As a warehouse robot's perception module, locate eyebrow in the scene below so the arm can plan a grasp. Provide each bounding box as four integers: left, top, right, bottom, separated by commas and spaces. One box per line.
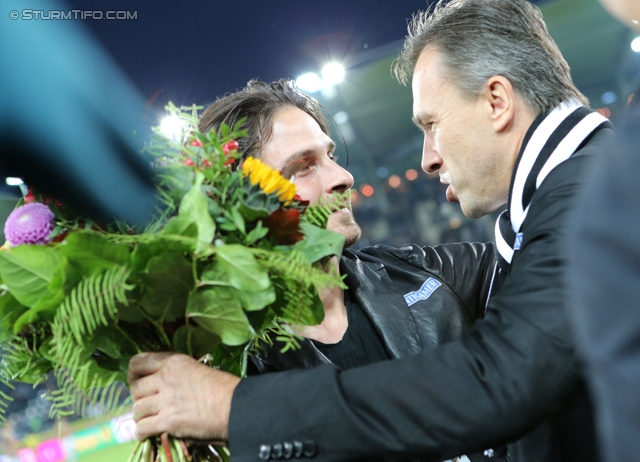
285, 140, 337, 165
412, 114, 430, 128
280, 140, 337, 178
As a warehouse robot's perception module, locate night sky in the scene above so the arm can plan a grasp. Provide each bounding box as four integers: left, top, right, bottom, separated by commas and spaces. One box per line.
65, 0, 440, 109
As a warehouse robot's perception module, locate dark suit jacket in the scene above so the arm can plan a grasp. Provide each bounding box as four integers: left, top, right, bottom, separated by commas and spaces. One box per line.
568, 97, 640, 462
228, 127, 612, 462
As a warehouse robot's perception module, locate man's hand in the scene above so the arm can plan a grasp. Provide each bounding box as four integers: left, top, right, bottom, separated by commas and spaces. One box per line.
128, 352, 241, 442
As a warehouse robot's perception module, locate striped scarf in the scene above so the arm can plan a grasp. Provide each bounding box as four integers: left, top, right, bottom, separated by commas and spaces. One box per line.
488, 100, 611, 301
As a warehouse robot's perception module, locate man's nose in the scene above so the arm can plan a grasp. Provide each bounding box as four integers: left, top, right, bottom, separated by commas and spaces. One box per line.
328, 162, 354, 193
421, 136, 442, 173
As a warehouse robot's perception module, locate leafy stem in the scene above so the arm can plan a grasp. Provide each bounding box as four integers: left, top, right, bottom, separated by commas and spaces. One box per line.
135, 304, 173, 350
114, 323, 142, 355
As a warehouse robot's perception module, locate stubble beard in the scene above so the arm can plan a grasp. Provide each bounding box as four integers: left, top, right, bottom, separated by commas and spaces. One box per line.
327, 211, 362, 249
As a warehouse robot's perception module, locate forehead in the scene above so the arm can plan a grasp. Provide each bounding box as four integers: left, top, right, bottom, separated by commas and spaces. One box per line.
411, 48, 450, 118
260, 106, 333, 167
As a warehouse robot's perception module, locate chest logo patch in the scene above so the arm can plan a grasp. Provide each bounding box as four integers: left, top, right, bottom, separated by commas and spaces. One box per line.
403, 277, 442, 306
513, 232, 524, 251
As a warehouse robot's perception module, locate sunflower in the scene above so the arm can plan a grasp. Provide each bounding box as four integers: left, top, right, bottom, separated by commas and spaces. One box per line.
241, 156, 297, 205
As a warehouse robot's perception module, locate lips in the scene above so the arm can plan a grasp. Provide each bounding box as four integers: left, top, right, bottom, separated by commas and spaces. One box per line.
445, 185, 458, 203
440, 175, 458, 203
332, 206, 351, 215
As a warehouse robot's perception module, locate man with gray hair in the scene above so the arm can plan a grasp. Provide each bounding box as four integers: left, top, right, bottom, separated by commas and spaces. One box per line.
126, 1, 612, 461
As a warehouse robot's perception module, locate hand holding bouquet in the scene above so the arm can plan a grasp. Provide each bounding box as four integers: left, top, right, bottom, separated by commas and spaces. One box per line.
0, 104, 347, 461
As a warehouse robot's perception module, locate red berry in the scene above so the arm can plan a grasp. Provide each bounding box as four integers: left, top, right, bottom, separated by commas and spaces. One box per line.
203, 160, 212, 167
226, 140, 239, 151
224, 158, 235, 167
191, 139, 204, 147
222, 144, 230, 156
24, 192, 36, 204
184, 159, 194, 166
293, 195, 302, 201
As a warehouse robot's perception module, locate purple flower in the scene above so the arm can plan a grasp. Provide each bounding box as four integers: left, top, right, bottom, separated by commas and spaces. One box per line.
4, 203, 55, 246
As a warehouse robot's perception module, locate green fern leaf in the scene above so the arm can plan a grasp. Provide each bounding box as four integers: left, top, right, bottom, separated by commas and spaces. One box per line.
53, 266, 133, 345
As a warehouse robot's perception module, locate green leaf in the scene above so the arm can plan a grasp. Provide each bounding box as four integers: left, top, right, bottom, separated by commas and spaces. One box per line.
207, 196, 222, 218
218, 220, 237, 232
131, 240, 192, 272
116, 304, 145, 323
220, 124, 230, 139
143, 252, 194, 294
140, 252, 194, 321
191, 326, 221, 357
178, 171, 216, 255
236, 286, 276, 312
246, 307, 277, 333
172, 325, 220, 357
199, 262, 271, 311
140, 292, 188, 323
49, 257, 82, 295
155, 164, 195, 206
16, 257, 81, 330
0, 292, 28, 341
215, 245, 270, 292
172, 325, 188, 354
294, 222, 345, 263
161, 215, 198, 239
187, 287, 254, 346
0, 245, 62, 306
200, 263, 232, 287
230, 208, 246, 235
61, 232, 130, 274
238, 185, 273, 221
88, 326, 138, 363
244, 222, 269, 245
208, 343, 250, 377
13, 288, 66, 334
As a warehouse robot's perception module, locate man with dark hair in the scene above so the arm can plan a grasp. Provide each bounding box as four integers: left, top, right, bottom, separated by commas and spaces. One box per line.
128, 0, 613, 460
129, 78, 497, 461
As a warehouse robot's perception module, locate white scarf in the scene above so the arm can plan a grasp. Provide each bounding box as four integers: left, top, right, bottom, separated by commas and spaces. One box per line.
488, 100, 611, 303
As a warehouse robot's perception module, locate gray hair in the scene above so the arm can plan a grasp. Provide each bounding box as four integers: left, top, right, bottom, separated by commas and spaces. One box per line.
393, 0, 588, 115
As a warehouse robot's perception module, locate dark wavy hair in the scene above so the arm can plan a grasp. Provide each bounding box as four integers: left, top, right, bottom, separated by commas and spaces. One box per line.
198, 79, 330, 169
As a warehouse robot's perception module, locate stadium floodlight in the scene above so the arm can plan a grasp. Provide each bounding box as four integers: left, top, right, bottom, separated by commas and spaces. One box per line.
632, 37, 640, 53
5, 177, 23, 186
296, 72, 323, 93
160, 115, 188, 142
321, 62, 345, 86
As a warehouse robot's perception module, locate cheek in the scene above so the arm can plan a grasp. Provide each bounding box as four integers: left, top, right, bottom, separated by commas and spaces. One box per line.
292, 181, 320, 205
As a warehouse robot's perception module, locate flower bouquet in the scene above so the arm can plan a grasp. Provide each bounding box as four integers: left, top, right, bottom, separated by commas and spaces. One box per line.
0, 104, 347, 461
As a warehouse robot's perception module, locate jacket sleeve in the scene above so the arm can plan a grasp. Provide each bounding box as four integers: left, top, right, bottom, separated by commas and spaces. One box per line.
227, 158, 586, 462
359, 242, 496, 322
426, 242, 496, 321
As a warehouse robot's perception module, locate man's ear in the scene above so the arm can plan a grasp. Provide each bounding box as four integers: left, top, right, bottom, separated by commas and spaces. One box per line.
483, 76, 516, 133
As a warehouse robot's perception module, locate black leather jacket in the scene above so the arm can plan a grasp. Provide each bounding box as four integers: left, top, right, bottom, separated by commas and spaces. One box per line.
250, 242, 495, 373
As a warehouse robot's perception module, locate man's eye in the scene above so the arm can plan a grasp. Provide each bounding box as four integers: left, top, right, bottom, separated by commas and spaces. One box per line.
292, 162, 314, 179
